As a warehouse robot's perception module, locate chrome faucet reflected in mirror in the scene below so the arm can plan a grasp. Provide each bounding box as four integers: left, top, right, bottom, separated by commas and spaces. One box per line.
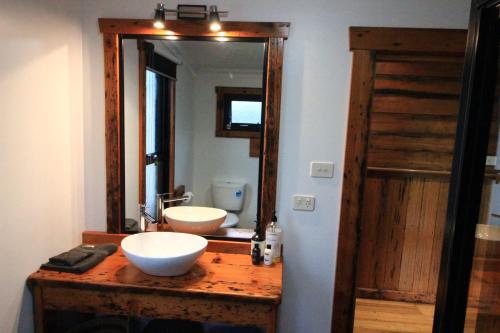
138, 192, 193, 232
156, 192, 194, 224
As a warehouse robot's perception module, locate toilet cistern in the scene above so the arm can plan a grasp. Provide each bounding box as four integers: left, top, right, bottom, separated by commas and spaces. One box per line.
212, 181, 246, 228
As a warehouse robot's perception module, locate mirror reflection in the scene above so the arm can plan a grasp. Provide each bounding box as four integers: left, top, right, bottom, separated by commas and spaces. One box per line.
122, 38, 266, 234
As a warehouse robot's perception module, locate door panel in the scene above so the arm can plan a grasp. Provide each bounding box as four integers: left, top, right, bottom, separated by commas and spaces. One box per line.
357, 52, 464, 303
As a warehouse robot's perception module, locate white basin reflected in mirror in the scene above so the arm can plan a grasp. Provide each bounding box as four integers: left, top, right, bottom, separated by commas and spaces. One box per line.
121, 232, 207, 276
163, 206, 227, 235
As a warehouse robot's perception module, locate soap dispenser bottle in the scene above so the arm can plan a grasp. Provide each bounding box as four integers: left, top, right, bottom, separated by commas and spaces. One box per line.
265, 212, 282, 263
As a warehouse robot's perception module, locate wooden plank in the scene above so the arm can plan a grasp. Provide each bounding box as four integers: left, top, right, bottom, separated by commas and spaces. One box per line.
376, 61, 464, 78
357, 177, 384, 288
259, 37, 284, 235
249, 138, 261, 158
366, 167, 498, 180
398, 178, 425, 292
375, 77, 462, 95
377, 53, 464, 64
103, 33, 123, 234
367, 150, 454, 171
380, 179, 408, 291
356, 288, 436, 304
372, 95, 459, 116
413, 180, 441, 293
42, 287, 275, 328
332, 50, 375, 333
82, 231, 252, 254
370, 113, 457, 136
350, 27, 467, 54
28, 250, 282, 304
369, 134, 455, 154
426, 181, 448, 294
358, 177, 409, 293
99, 19, 290, 39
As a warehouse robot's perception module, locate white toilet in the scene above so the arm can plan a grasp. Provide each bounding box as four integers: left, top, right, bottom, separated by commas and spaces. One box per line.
212, 181, 246, 228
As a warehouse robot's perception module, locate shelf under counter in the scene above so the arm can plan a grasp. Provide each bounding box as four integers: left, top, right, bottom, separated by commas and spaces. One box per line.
27, 231, 282, 333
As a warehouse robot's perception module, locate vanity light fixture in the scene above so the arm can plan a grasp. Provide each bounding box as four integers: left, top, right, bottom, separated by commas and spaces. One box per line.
151, 3, 228, 32
153, 3, 166, 29
208, 5, 221, 32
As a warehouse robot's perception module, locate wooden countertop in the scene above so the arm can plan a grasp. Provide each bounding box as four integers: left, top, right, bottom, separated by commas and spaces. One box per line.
27, 247, 282, 305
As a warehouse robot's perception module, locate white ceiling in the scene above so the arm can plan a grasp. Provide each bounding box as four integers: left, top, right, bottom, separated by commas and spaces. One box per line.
150, 39, 266, 75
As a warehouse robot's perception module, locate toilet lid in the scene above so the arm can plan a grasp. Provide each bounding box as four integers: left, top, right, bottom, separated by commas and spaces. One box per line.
220, 213, 239, 228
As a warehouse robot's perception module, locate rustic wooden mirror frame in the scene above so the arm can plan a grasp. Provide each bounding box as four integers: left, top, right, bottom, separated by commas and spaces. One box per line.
99, 19, 289, 235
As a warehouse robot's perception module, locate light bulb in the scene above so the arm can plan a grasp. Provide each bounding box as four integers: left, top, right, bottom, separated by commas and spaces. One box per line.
153, 20, 165, 29
210, 22, 221, 32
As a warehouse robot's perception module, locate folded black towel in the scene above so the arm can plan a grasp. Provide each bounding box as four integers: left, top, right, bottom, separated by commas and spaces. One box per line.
41, 243, 118, 274
49, 249, 91, 266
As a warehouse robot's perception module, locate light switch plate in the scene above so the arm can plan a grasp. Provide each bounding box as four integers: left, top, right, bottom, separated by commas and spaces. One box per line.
486, 156, 497, 166
293, 195, 315, 211
310, 161, 334, 178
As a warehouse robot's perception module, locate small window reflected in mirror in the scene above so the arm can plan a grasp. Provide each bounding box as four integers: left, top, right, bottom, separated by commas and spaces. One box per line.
216, 87, 262, 137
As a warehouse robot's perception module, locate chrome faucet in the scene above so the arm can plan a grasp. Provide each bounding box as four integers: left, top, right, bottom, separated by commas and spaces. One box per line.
138, 204, 156, 232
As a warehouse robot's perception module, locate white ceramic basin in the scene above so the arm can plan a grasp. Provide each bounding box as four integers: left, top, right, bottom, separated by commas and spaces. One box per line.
163, 206, 227, 235
121, 232, 207, 276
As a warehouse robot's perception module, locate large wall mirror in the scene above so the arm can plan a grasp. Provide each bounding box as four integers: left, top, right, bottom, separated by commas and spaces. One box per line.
100, 19, 289, 239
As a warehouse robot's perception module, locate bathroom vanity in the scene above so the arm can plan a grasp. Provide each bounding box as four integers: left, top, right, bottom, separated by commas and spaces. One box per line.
26, 16, 288, 333
28, 232, 282, 333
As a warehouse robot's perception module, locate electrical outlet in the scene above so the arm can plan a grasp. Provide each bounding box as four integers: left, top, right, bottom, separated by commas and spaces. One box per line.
310, 161, 334, 178
293, 195, 315, 211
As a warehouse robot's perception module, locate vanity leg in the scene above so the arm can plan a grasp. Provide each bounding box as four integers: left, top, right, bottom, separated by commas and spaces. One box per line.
265, 307, 278, 333
33, 285, 45, 333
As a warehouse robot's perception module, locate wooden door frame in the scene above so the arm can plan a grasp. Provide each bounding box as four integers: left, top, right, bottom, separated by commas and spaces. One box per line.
331, 27, 467, 333
99, 19, 289, 234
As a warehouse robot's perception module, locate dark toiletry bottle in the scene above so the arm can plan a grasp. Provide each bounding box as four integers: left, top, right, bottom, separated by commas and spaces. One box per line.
250, 220, 265, 259
252, 243, 261, 265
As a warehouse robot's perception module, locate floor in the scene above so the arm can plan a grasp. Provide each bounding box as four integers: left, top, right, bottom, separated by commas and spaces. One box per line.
354, 298, 435, 333
354, 298, 479, 333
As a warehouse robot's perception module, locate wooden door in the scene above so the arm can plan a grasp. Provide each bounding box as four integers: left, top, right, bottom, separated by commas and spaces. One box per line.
356, 52, 464, 303
332, 27, 468, 332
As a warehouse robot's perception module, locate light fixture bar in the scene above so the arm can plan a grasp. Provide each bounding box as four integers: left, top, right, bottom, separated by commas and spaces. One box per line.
152, 3, 228, 30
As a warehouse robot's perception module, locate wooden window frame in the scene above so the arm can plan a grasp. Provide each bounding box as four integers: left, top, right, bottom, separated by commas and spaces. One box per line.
137, 41, 177, 207
99, 19, 289, 237
215, 86, 262, 139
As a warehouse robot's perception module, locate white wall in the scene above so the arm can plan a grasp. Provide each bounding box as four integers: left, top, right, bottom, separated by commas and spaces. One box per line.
191, 71, 261, 228
0, 0, 84, 332
80, 1, 470, 332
